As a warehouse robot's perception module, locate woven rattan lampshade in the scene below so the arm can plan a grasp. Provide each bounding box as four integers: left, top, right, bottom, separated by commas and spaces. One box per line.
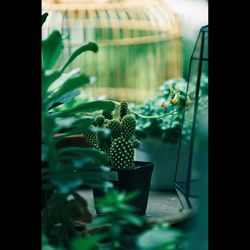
42, 0, 182, 102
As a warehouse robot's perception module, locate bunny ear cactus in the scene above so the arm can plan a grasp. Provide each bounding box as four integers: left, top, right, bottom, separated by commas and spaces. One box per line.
86, 100, 140, 170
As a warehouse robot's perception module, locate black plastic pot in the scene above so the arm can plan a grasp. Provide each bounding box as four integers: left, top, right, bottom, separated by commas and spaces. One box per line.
93, 161, 154, 215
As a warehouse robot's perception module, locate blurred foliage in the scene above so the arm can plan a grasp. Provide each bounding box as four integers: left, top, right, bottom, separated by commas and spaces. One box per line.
42, 14, 115, 195
137, 223, 187, 250
88, 190, 189, 250
70, 235, 102, 250
132, 75, 208, 145
132, 78, 192, 144
50, 91, 107, 115
91, 189, 145, 249
42, 233, 64, 250
42, 12, 116, 249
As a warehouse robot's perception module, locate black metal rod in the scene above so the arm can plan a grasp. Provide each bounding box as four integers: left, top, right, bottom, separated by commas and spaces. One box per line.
174, 31, 201, 184
174, 183, 192, 209
185, 31, 205, 197
191, 57, 208, 61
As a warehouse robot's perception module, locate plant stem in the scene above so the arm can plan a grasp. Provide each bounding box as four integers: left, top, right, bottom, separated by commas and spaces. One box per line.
111, 100, 121, 106
131, 110, 177, 119
110, 100, 177, 119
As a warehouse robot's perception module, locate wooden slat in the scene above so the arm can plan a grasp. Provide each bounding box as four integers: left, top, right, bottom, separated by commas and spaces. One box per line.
42, 0, 183, 103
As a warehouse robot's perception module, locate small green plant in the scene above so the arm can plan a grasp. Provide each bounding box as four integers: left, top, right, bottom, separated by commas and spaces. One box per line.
91, 189, 145, 249
90, 191, 187, 250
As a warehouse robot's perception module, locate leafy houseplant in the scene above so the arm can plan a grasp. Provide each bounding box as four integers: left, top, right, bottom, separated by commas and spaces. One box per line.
134, 78, 192, 144
42, 12, 115, 249
83, 99, 155, 215
134, 76, 208, 145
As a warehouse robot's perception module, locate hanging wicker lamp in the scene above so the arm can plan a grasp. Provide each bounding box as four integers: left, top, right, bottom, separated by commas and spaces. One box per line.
42, 0, 182, 102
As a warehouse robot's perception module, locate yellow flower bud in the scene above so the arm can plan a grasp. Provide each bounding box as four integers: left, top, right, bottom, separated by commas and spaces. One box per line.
170, 93, 180, 105
169, 86, 175, 95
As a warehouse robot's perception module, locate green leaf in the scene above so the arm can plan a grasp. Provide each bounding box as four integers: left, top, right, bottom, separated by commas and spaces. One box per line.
52, 100, 116, 117
116, 203, 136, 213
84, 179, 112, 192
137, 228, 181, 250
42, 30, 63, 70
42, 183, 55, 190
53, 116, 93, 134
42, 71, 61, 95
70, 235, 101, 250
123, 191, 140, 202
47, 68, 80, 93
71, 158, 93, 169
46, 74, 90, 105
42, 12, 48, 26
57, 147, 108, 163
91, 216, 110, 226
122, 214, 143, 227
42, 144, 49, 162
50, 176, 83, 194
60, 42, 98, 73
71, 116, 94, 129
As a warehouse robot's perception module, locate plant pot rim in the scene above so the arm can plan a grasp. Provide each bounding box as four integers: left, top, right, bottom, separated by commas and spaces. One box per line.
54, 133, 83, 139
110, 161, 154, 172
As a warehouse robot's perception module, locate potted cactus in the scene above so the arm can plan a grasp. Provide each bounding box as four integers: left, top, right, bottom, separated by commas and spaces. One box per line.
83, 99, 154, 215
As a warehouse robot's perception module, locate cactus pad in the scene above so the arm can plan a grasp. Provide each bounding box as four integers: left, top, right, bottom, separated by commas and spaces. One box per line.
120, 99, 129, 120
121, 114, 136, 140
102, 110, 113, 120
110, 137, 135, 169
107, 119, 121, 139
95, 115, 105, 127
82, 127, 99, 149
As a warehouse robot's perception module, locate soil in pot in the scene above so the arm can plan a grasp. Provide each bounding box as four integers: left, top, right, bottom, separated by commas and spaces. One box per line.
93, 161, 154, 215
